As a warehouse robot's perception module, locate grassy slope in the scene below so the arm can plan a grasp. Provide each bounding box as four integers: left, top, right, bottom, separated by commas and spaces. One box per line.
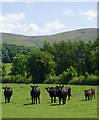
2, 84, 97, 118
2, 28, 97, 48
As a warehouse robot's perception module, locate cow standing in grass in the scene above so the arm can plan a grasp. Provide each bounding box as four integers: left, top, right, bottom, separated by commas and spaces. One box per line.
65, 86, 71, 100
84, 88, 95, 101
2, 86, 13, 103
45, 86, 57, 103
45, 85, 71, 105
30, 85, 40, 104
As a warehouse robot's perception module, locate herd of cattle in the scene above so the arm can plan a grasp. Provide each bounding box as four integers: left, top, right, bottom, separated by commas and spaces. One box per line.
2, 85, 95, 105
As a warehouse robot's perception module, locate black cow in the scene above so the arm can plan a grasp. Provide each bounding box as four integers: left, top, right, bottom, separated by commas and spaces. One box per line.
45, 86, 57, 103
30, 85, 40, 104
56, 85, 71, 105
65, 86, 71, 100
2, 86, 13, 103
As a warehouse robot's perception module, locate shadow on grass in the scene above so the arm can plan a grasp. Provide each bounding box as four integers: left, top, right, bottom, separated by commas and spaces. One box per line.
81, 99, 92, 101
81, 99, 87, 101
50, 103, 60, 106
23, 103, 33, 106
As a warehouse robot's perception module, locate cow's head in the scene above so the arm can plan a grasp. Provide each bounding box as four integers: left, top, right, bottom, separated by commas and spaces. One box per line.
56, 85, 64, 91
45, 86, 51, 92
31, 85, 38, 90
2, 86, 11, 92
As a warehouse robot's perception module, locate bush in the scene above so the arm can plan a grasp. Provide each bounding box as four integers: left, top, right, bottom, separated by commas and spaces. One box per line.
69, 74, 99, 85
60, 66, 77, 84
2, 76, 12, 83
44, 75, 60, 84
2, 74, 33, 84
24, 76, 32, 84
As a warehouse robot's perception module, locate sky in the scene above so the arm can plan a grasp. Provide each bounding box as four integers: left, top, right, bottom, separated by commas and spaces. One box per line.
0, 1, 97, 36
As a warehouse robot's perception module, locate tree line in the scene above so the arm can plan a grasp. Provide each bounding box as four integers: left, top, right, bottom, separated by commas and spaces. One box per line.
2, 39, 99, 85
2, 43, 37, 63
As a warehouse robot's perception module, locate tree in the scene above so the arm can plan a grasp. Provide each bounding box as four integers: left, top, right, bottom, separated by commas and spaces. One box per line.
11, 55, 27, 76
60, 66, 77, 84
26, 51, 56, 83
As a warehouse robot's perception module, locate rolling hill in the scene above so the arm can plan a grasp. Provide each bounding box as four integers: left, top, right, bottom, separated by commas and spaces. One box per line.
1, 28, 97, 48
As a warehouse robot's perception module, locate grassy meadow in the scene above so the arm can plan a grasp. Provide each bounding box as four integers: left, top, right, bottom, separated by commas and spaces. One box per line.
2, 83, 97, 118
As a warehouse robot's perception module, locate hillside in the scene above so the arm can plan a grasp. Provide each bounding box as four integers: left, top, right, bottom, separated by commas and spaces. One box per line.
1, 28, 97, 48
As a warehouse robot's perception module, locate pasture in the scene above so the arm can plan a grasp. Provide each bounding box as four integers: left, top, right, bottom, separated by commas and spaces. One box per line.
2, 83, 97, 118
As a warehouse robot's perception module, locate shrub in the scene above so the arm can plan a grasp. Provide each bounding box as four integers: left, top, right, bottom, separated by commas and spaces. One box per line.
60, 66, 77, 84
69, 74, 99, 85
2, 76, 12, 83
44, 75, 60, 84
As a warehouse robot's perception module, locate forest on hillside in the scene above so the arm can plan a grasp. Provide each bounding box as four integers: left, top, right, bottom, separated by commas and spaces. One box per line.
2, 44, 37, 63
2, 39, 99, 85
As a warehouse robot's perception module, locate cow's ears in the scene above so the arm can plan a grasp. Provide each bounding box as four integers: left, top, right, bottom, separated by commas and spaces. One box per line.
2, 87, 5, 89
30, 85, 33, 88
56, 86, 59, 88
45, 87, 47, 89
36, 85, 38, 87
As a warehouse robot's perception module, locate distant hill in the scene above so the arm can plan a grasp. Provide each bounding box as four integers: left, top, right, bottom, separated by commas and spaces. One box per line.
1, 28, 97, 48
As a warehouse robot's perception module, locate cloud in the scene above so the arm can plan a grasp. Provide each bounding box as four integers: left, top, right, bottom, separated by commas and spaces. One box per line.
0, 13, 25, 33
46, 19, 66, 30
79, 10, 97, 21
62, 8, 75, 16
0, 13, 66, 35
0, 13, 24, 23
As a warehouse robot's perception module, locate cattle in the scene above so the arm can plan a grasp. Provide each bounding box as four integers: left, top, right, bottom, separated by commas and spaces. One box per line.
84, 88, 95, 101
30, 85, 40, 104
56, 85, 68, 105
45, 85, 71, 105
45, 86, 57, 103
65, 86, 71, 100
2, 86, 13, 103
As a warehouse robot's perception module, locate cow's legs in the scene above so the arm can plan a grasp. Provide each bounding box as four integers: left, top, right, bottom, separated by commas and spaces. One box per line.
34, 98, 35, 104
32, 97, 33, 104
63, 96, 66, 105
36, 97, 37, 104
5, 97, 7, 103
88, 95, 90, 101
51, 97, 53, 103
54, 97, 56, 103
68, 95, 70, 100
94, 93, 95, 99
85, 95, 87, 101
59, 97, 61, 105
8, 97, 10, 103
38, 96, 40, 104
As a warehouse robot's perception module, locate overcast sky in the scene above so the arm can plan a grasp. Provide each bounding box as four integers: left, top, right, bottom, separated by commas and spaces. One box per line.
0, 1, 97, 36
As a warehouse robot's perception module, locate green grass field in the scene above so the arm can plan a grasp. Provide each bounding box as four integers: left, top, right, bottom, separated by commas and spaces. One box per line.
2, 83, 97, 118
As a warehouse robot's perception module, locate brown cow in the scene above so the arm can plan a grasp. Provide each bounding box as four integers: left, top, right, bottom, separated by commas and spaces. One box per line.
84, 88, 95, 101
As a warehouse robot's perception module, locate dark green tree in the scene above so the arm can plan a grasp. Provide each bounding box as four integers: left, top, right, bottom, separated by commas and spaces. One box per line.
11, 55, 27, 76
26, 51, 56, 83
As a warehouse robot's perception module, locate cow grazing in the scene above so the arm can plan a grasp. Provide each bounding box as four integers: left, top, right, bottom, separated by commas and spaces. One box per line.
30, 85, 40, 104
2, 86, 13, 103
45, 86, 57, 103
84, 88, 95, 101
